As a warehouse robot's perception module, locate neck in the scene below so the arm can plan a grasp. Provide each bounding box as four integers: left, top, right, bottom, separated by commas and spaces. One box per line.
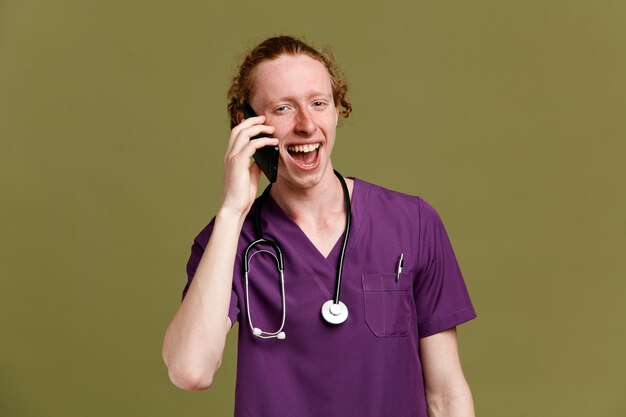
269, 167, 351, 224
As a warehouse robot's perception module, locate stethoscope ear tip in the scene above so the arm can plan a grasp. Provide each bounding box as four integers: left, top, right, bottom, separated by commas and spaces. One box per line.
277, 332, 286, 340
253, 327, 262, 336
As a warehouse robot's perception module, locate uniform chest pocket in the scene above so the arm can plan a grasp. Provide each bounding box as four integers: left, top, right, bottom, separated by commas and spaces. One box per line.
362, 273, 414, 337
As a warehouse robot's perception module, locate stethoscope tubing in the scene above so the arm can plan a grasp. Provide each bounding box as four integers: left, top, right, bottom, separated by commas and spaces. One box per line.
244, 170, 351, 339
244, 242, 286, 338
333, 171, 351, 305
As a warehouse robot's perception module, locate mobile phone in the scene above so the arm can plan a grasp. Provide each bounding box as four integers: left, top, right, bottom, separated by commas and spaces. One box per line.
243, 104, 279, 183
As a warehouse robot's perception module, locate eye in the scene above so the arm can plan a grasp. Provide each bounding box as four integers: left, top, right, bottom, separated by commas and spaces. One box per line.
312, 101, 327, 108
274, 105, 290, 113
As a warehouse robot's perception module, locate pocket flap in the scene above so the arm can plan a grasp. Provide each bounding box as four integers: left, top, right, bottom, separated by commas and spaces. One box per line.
362, 273, 412, 291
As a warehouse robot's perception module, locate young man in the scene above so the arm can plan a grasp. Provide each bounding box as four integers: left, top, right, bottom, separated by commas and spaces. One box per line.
163, 36, 477, 417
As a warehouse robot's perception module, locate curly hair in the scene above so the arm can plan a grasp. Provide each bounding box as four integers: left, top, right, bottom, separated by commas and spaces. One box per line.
227, 36, 352, 128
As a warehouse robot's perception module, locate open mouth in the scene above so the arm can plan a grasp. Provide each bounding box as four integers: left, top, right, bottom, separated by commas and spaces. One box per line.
287, 143, 320, 168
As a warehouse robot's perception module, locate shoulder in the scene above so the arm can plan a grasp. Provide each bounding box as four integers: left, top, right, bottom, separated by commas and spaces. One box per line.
354, 177, 417, 204
353, 177, 440, 220
191, 217, 216, 250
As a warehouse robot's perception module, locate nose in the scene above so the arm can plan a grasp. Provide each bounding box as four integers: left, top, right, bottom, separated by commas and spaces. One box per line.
293, 108, 316, 136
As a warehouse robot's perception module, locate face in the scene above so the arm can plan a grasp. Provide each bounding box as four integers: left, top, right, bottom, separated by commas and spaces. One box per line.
249, 54, 339, 189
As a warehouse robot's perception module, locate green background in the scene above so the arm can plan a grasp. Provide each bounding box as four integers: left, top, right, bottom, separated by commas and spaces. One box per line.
2, 0, 625, 416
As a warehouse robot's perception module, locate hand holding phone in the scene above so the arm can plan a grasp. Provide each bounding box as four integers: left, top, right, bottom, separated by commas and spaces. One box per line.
243, 104, 279, 183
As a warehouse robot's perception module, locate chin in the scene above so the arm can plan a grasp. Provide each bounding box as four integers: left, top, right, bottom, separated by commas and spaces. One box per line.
277, 162, 332, 190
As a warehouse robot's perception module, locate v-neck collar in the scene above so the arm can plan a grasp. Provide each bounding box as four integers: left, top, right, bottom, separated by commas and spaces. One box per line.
260, 177, 369, 295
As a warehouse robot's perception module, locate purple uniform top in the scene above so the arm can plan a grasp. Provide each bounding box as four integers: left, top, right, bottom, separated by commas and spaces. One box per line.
183, 177, 476, 417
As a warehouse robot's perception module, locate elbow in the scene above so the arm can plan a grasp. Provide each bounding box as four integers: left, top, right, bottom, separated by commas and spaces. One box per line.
161, 324, 227, 391
167, 365, 215, 391
163, 352, 223, 391
426, 383, 474, 415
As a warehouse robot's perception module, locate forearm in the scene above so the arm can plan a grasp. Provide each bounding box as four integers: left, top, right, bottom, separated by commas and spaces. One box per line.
421, 328, 476, 417
162, 208, 245, 390
426, 380, 475, 417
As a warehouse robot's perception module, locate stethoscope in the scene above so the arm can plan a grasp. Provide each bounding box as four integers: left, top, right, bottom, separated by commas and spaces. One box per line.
243, 170, 351, 340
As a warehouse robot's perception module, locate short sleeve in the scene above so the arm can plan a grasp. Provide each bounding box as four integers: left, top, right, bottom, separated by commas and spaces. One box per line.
414, 197, 476, 338
182, 218, 240, 326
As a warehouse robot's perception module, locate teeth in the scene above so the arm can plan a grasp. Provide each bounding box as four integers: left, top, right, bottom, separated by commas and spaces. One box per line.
287, 143, 320, 153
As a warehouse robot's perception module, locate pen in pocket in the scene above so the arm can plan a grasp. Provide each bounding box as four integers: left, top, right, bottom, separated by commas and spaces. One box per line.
395, 253, 404, 283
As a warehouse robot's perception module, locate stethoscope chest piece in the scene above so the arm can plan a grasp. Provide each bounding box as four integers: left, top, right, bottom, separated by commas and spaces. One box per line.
321, 299, 348, 324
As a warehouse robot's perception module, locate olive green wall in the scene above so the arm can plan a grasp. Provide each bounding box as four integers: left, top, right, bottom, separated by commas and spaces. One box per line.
2, 0, 625, 416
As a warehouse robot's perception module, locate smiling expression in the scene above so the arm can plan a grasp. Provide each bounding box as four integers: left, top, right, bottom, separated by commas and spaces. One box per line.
249, 54, 339, 189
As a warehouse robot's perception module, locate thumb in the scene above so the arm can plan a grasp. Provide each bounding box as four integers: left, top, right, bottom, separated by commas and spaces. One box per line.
249, 161, 262, 185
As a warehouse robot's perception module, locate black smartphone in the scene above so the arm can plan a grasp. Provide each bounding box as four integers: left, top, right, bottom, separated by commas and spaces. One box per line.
243, 104, 279, 183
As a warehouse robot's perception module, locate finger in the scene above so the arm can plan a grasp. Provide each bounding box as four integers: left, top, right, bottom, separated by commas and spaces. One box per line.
231, 115, 265, 138
226, 115, 266, 155
249, 161, 262, 187
229, 124, 276, 157
226, 124, 274, 155
224, 137, 279, 174
237, 137, 280, 160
